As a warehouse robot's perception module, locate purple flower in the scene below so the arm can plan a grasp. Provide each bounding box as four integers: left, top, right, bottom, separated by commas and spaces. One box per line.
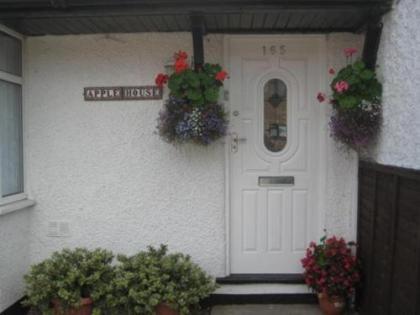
157, 97, 228, 145
329, 104, 380, 150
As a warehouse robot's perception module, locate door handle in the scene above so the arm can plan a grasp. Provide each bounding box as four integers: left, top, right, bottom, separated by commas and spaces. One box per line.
231, 132, 247, 153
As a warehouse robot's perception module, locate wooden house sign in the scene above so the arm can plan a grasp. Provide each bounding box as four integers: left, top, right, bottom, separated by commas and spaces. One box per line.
84, 86, 162, 101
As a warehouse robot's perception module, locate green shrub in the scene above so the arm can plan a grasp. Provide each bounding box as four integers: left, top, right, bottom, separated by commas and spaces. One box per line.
22, 248, 114, 315
106, 245, 217, 315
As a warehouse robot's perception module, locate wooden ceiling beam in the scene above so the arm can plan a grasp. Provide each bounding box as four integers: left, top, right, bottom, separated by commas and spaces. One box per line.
0, 2, 391, 19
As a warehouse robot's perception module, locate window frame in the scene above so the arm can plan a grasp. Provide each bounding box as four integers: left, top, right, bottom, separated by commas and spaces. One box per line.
0, 24, 26, 206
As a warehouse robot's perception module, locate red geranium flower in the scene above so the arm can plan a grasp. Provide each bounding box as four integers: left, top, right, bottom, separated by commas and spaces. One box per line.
301, 235, 360, 298
344, 48, 358, 58
155, 73, 169, 87
215, 70, 228, 81
174, 58, 189, 74
317, 92, 327, 103
174, 50, 188, 61
329, 68, 336, 75
334, 81, 349, 93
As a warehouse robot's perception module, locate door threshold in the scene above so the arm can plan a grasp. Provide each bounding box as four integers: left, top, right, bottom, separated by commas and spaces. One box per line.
216, 274, 304, 285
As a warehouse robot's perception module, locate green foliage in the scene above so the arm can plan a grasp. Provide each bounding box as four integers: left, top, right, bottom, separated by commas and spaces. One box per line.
327, 59, 382, 150
106, 245, 218, 315
331, 60, 382, 110
22, 245, 216, 315
168, 63, 224, 106
22, 248, 114, 315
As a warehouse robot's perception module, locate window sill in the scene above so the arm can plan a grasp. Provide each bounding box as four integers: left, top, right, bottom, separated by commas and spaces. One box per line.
0, 199, 35, 217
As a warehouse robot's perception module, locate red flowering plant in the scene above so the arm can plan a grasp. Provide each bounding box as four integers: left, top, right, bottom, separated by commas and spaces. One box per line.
154, 51, 228, 145
317, 48, 382, 151
301, 235, 360, 300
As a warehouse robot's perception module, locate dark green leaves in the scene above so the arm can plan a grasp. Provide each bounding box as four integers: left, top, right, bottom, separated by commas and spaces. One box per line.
23, 248, 115, 315
331, 59, 382, 110
108, 245, 217, 315
167, 63, 223, 106
24, 246, 217, 315
360, 69, 374, 80
204, 87, 219, 103
338, 95, 359, 109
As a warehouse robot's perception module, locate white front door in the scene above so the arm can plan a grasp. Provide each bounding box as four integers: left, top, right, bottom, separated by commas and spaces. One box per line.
227, 36, 325, 274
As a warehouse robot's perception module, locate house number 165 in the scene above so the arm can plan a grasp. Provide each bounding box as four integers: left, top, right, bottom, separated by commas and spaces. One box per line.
262, 45, 286, 56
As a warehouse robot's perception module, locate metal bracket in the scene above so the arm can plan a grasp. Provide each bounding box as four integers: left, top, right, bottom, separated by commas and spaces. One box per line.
362, 14, 383, 70
190, 15, 205, 70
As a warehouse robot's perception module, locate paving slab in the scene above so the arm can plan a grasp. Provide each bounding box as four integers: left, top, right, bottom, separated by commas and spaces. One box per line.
211, 304, 323, 315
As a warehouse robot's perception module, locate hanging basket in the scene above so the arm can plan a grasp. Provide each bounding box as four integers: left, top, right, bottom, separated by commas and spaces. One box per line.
155, 51, 229, 146
317, 48, 382, 151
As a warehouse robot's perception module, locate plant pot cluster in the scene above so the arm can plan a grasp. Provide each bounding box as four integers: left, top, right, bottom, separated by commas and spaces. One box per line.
23, 245, 217, 315
301, 235, 361, 315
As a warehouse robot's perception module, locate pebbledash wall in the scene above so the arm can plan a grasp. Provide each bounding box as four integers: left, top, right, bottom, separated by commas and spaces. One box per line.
0, 32, 363, 312
23, 33, 228, 277
0, 210, 31, 312
366, 0, 420, 169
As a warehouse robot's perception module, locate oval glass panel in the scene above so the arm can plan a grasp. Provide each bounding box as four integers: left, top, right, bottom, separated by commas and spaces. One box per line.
264, 79, 287, 152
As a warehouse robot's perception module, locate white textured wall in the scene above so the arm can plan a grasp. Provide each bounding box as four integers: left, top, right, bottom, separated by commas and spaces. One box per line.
0, 210, 31, 312
24, 33, 227, 276
325, 34, 364, 240
367, 0, 420, 169
21, 32, 362, 288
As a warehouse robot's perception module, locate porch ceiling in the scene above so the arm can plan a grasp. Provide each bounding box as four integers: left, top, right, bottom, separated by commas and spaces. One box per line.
0, 0, 392, 36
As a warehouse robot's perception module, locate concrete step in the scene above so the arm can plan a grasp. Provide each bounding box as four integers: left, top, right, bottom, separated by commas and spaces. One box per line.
211, 304, 322, 315
215, 283, 310, 295
202, 284, 317, 309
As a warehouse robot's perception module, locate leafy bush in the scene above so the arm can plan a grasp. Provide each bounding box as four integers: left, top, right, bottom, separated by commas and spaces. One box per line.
107, 245, 217, 315
23, 248, 114, 315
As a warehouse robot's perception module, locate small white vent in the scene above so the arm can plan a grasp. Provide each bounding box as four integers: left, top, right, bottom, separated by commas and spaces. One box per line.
47, 221, 70, 237
59, 221, 70, 237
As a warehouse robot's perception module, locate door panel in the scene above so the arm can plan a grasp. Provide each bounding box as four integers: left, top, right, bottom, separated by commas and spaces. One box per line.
228, 36, 324, 274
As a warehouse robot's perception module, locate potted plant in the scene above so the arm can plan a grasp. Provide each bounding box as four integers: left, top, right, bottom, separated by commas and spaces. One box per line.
23, 248, 114, 315
107, 244, 217, 315
317, 48, 382, 151
301, 236, 360, 315
155, 51, 229, 145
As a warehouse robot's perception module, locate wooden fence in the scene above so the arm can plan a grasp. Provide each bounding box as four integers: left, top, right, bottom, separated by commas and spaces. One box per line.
357, 161, 420, 314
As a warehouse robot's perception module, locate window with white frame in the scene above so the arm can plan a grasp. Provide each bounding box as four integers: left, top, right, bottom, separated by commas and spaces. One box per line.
0, 28, 24, 204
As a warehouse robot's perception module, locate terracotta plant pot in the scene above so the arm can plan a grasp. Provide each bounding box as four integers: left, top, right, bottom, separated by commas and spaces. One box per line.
155, 303, 179, 315
52, 297, 93, 315
318, 293, 345, 315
